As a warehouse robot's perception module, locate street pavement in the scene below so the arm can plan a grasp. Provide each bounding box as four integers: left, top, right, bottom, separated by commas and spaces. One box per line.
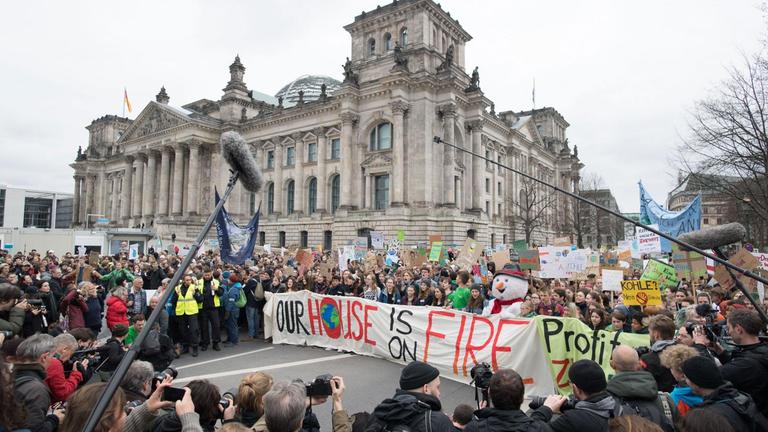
170, 338, 481, 428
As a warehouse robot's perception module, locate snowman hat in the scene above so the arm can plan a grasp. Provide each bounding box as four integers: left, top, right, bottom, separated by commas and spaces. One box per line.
494, 264, 528, 281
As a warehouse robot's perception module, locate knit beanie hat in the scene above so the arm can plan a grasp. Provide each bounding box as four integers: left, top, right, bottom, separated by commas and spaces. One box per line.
399, 361, 440, 390
682, 356, 724, 389
111, 324, 129, 338
568, 359, 607, 394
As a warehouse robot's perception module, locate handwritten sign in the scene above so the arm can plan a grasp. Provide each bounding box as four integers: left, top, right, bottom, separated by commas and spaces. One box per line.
715, 248, 759, 293
518, 250, 541, 271
640, 259, 678, 291
621, 280, 662, 306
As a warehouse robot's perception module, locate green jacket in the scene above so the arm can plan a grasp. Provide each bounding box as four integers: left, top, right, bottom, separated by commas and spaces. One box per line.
0, 307, 25, 335
101, 268, 136, 290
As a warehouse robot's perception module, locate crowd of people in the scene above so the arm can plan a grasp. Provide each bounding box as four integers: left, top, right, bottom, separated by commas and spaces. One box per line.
1, 244, 767, 432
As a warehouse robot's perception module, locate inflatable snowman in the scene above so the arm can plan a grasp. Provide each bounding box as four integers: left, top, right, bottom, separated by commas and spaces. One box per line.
482, 264, 529, 318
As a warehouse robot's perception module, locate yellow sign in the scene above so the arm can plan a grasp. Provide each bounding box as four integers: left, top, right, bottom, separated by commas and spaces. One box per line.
620, 280, 662, 306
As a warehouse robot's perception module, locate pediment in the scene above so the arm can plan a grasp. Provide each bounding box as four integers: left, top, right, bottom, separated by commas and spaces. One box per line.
119, 102, 190, 142
361, 152, 393, 168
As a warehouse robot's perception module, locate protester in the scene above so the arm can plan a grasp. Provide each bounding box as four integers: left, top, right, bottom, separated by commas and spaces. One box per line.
13, 334, 63, 432
224, 274, 243, 347
233, 372, 274, 427
127, 278, 147, 319
641, 315, 677, 392
106, 286, 130, 331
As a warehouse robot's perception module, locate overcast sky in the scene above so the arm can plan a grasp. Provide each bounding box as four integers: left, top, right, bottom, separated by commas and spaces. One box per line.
1, 0, 764, 212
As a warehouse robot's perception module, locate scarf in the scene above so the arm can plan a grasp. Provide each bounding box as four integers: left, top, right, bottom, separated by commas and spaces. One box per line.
491, 298, 523, 314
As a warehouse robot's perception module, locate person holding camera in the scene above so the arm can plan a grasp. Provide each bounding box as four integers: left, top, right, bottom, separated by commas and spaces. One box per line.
230, 372, 274, 427
14, 334, 64, 432
60, 282, 90, 331
0, 283, 28, 337
99, 324, 129, 380
45, 333, 90, 403
464, 369, 556, 432
153, 379, 232, 432
121, 360, 156, 405
368, 361, 454, 432
22, 293, 48, 337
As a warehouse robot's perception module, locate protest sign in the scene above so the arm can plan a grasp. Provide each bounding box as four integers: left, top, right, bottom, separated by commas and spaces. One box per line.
539, 247, 587, 279
753, 252, 768, 271
640, 259, 678, 291
429, 241, 443, 262
600, 252, 621, 271
636, 225, 661, 254
621, 280, 662, 306
455, 238, 483, 270
491, 249, 511, 268
672, 244, 707, 281
397, 230, 405, 243
601, 269, 624, 292
128, 244, 139, 260
296, 249, 313, 269
554, 236, 571, 246
265, 292, 649, 396
518, 250, 541, 271
371, 232, 385, 250
512, 240, 528, 251
715, 248, 759, 293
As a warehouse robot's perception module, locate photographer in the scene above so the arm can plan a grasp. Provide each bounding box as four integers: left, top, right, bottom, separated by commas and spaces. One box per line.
232, 372, 274, 427
60, 282, 89, 330
121, 360, 155, 406
367, 361, 454, 432
0, 282, 26, 336
153, 379, 228, 432
99, 324, 129, 380
464, 369, 555, 432
46, 333, 89, 403
531, 359, 617, 432
14, 334, 63, 432
264, 382, 309, 432
22, 293, 47, 337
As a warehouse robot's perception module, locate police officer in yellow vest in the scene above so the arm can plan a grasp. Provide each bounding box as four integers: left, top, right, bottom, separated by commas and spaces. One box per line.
173, 274, 202, 357
197, 269, 224, 352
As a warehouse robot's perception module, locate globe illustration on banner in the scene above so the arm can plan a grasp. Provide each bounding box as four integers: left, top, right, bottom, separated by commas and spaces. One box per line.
320, 298, 341, 339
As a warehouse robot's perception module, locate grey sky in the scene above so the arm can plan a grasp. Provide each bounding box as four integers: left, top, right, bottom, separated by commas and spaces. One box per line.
0, 0, 764, 213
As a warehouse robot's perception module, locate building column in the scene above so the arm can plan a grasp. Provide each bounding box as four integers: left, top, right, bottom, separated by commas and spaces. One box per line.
187, 141, 201, 215
294, 134, 305, 215
171, 144, 185, 215
121, 158, 133, 220
366, 173, 373, 209
84, 175, 95, 223
492, 146, 499, 220
440, 104, 456, 207
132, 156, 145, 218
158, 147, 171, 216
339, 113, 358, 209
143, 152, 157, 218
72, 176, 82, 224
469, 121, 484, 212
110, 175, 119, 220
390, 101, 409, 206
274, 143, 284, 216
96, 171, 106, 215
316, 129, 328, 213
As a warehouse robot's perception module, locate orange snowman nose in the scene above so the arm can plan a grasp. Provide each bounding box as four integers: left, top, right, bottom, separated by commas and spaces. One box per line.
495, 281, 505, 289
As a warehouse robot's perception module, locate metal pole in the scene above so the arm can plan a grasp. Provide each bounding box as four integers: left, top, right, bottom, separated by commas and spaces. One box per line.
434, 136, 768, 294
82, 170, 239, 432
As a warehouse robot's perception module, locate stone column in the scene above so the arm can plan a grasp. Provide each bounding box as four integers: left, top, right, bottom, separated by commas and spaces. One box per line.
132, 156, 145, 218
469, 121, 484, 211
96, 172, 106, 215
84, 176, 95, 223
339, 113, 358, 209
72, 176, 81, 224
294, 133, 305, 215
316, 129, 327, 213
158, 147, 171, 216
143, 152, 157, 217
492, 146, 499, 220
121, 158, 133, 220
110, 175, 119, 220
171, 144, 185, 215
366, 173, 373, 209
274, 142, 284, 215
440, 104, 456, 206
390, 101, 409, 206
187, 141, 201, 215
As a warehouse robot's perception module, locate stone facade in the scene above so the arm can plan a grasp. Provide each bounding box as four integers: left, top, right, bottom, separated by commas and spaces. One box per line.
70, 0, 583, 249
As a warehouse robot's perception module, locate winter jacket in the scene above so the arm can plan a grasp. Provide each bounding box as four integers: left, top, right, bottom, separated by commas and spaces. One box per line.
640, 340, 677, 392
225, 282, 243, 313
464, 407, 552, 432
530, 391, 617, 432
22, 311, 45, 337
101, 337, 125, 372
84, 295, 103, 328
13, 363, 59, 432
106, 295, 129, 330
368, 389, 454, 432
606, 371, 678, 432
146, 267, 168, 291
719, 341, 768, 415
39, 291, 59, 324
378, 290, 401, 304
694, 382, 768, 431
44, 357, 83, 403
153, 411, 212, 432
99, 268, 135, 290
60, 288, 88, 329
670, 385, 703, 416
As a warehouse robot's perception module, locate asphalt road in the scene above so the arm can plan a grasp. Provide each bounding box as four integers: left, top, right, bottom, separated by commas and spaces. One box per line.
170, 338, 481, 428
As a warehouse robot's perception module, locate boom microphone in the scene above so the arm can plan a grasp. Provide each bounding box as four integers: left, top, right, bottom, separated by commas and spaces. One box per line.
220, 131, 263, 193
676, 223, 747, 251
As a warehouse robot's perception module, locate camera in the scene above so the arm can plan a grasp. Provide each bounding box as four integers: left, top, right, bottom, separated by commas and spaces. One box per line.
28, 299, 44, 307
152, 367, 179, 391
304, 374, 333, 397
529, 395, 577, 411
71, 347, 107, 364
470, 362, 494, 389
0, 330, 13, 338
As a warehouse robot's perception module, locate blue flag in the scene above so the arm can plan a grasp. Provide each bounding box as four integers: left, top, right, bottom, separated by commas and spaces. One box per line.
639, 182, 701, 253
214, 189, 260, 265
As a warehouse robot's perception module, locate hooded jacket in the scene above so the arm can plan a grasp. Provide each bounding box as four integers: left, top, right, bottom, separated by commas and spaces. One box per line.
607, 371, 677, 432
696, 382, 768, 431
14, 363, 59, 432
640, 340, 677, 392
536, 392, 616, 432
719, 341, 768, 415
465, 407, 551, 432
368, 389, 454, 432
60, 288, 88, 329
670, 385, 703, 416
106, 295, 129, 330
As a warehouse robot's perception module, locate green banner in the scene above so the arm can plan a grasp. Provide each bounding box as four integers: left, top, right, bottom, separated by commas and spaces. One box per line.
535, 316, 650, 395
513, 239, 528, 251
641, 259, 679, 291
429, 241, 443, 262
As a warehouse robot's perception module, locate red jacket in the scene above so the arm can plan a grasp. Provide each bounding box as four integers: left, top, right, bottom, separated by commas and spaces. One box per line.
45, 357, 83, 403
106, 296, 129, 330
60, 289, 88, 329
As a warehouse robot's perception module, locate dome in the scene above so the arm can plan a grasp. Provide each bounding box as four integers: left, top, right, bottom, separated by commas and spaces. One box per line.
275, 75, 341, 107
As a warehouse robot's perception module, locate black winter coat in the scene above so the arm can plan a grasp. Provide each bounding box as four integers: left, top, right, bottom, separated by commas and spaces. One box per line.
719, 341, 768, 416
14, 363, 59, 432
695, 382, 768, 432
640, 340, 677, 393
530, 392, 616, 432
368, 390, 454, 432
465, 407, 551, 432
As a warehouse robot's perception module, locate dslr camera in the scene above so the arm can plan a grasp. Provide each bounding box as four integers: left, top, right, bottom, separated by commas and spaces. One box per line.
529, 395, 577, 411
152, 367, 178, 392
303, 374, 333, 397
470, 362, 494, 406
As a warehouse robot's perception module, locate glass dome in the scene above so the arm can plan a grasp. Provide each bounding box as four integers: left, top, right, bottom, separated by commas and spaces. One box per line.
275, 75, 341, 107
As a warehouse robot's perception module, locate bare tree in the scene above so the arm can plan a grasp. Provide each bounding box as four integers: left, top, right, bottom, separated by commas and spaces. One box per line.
514, 177, 557, 245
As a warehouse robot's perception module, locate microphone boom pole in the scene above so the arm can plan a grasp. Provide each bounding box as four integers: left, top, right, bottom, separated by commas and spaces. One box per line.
83, 170, 241, 432
434, 136, 768, 322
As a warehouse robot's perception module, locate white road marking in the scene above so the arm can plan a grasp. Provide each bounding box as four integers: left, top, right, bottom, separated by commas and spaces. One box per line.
174, 353, 354, 382
175, 347, 275, 370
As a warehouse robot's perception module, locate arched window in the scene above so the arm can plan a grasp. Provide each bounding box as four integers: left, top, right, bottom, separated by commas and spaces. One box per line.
308, 178, 317, 214
286, 180, 295, 215
400, 27, 408, 47
370, 122, 392, 150
384, 33, 392, 51
267, 183, 274, 214
368, 38, 376, 57
330, 175, 340, 214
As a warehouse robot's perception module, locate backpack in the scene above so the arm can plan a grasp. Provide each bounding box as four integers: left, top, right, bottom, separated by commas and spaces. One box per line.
140, 329, 161, 356
235, 288, 247, 308
614, 393, 675, 432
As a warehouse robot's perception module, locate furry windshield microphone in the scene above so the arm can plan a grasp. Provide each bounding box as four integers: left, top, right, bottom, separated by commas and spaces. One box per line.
677, 223, 747, 250
220, 131, 263, 193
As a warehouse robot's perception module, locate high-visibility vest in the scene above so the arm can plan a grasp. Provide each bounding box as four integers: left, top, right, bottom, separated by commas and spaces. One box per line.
196, 279, 221, 308
175, 284, 199, 316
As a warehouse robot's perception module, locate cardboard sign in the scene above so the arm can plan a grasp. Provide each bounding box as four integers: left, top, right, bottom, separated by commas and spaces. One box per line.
456, 239, 483, 270
429, 241, 443, 262
554, 236, 571, 247
296, 249, 313, 269
672, 245, 707, 281
641, 259, 679, 291
491, 249, 511, 268
319, 262, 334, 279
636, 225, 661, 254
519, 250, 541, 271
602, 269, 624, 292
601, 252, 621, 271
512, 240, 528, 251
715, 248, 760, 293
621, 280, 662, 306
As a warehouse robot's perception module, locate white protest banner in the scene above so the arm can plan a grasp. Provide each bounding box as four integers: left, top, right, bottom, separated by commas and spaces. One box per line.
538, 247, 587, 279
264, 244, 272, 254
636, 225, 661, 254
371, 232, 385, 250
601, 269, 624, 292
